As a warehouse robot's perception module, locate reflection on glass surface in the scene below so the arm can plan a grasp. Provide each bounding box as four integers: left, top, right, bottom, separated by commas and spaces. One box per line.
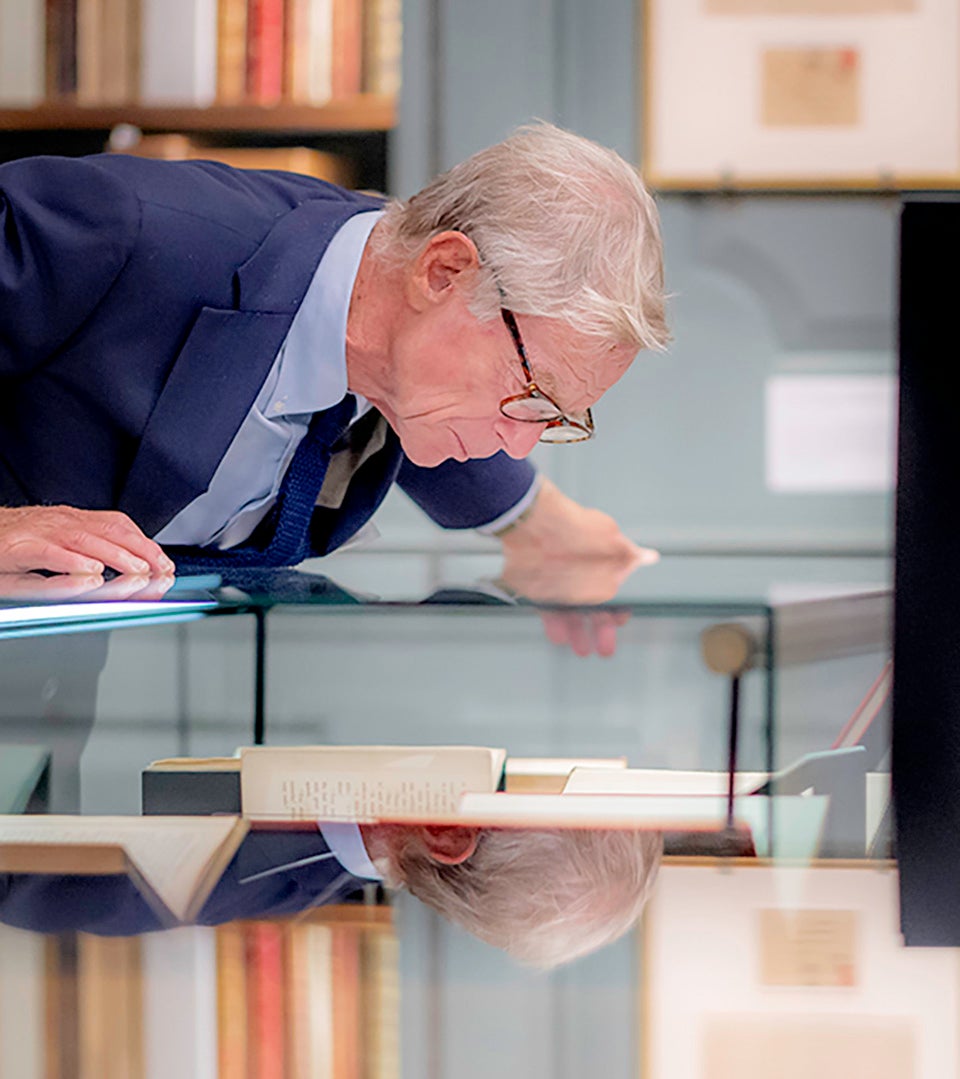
0, 820, 661, 968
0, 550, 902, 1078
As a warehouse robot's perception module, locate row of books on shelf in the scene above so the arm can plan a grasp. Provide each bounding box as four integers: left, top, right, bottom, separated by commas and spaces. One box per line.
0, 0, 400, 109
0, 910, 397, 1079
222, 912, 399, 1079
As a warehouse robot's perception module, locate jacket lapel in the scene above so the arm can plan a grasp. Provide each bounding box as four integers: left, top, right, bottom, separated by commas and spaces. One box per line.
117, 193, 384, 538
117, 307, 292, 536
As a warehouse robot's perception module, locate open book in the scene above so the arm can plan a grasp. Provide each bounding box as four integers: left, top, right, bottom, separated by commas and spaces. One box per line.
143, 750, 624, 814
0, 815, 248, 925
238, 746, 507, 821
146, 746, 507, 820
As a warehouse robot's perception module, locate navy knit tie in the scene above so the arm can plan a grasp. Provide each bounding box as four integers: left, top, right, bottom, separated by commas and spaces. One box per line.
166, 395, 357, 573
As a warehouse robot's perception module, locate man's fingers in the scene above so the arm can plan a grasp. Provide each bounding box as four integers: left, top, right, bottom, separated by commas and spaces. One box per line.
124, 576, 176, 601
591, 613, 622, 657
0, 573, 105, 600
565, 615, 596, 658
0, 506, 174, 576
543, 612, 571, 647
635, 545, 660, 567
88, 513, 174, 575
85, 574, 175, 601
3, 538, 105, 576
59, 532, 154, 576
541, 612, 594, 657
540, 610, 630, 657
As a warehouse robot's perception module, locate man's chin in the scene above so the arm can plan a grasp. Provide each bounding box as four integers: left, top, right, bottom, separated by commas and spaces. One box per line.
400, 437, 470, 468
403, 447, 462, 468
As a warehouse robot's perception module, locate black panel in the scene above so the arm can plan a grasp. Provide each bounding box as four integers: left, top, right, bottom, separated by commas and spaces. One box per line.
893, 196, 960, 944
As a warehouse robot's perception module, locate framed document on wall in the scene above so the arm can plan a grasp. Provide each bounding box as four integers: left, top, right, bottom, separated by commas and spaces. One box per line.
641, 0, 960, 190
639, 863, 960, 1078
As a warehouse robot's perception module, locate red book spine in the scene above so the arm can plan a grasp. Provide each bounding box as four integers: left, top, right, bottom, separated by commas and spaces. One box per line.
247, 0, 285, 103
246, 922, 286, 1079
331, 926, 361, 1079
331, 0, 362, 98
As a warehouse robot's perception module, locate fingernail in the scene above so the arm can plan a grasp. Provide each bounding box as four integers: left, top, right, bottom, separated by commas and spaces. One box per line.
161, 556, 176, 573
130, 558, 150, 574
85, 561, 104, 574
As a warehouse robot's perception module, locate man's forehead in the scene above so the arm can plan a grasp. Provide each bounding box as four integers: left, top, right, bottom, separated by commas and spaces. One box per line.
532, 315, 634, 363
530, 318, 636, 396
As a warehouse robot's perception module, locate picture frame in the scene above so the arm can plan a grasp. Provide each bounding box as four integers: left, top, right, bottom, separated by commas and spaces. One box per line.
640, 0, 960, 190
637, 860, 960, 1078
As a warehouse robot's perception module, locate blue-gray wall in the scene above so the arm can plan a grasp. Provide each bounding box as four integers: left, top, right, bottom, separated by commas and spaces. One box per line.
379, 0, 897, 554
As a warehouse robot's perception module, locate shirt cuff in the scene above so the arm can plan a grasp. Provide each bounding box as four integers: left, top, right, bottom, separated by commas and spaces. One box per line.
475, 474, 543, 536
317, 821, 383, 880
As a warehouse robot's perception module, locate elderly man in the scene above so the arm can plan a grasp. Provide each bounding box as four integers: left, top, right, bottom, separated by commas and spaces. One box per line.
0, 122, 667, 582
0, 821, 662, 968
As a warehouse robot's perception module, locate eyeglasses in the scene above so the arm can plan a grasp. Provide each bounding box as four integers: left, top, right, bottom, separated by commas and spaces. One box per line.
498, 309, 595, 443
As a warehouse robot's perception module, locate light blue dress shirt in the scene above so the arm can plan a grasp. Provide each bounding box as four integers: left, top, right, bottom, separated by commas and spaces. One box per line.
236, 821, 383, 884
319, 821, 383, 880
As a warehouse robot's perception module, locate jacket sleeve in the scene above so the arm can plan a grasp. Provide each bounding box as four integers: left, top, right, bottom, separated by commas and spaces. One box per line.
396, 451, 538, 529
0, 155, 141, 379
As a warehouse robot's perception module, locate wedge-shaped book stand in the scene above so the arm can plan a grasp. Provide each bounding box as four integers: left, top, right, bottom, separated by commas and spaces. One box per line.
0, 815, 248, 926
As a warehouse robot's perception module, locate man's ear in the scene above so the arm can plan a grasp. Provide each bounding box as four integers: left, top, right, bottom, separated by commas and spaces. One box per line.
406, 231, 480, 311
417, 824, 480, 865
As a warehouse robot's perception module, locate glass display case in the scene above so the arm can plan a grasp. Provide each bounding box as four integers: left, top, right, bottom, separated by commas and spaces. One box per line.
0, 548, 912, 1079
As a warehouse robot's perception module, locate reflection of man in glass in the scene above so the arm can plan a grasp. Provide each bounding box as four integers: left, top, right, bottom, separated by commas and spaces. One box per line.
0, 823, 661, 968
370, 824, 663, 967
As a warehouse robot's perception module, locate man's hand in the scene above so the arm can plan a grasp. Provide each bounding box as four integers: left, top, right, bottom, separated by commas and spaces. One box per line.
0, 506, 175, 577
497, 479, 658, 657
498, 479, 658, 569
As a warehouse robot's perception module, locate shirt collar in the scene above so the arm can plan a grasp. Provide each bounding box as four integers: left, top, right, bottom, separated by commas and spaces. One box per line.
267, 210, 384, 418
317, 820, 383, 880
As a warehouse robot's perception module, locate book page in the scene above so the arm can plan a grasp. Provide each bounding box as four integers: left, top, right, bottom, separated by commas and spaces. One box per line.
506, 757, 627, 778
241, 746, 506, 821
439, 794, 827, 859
506, 757, 626, 793
427, 793, 742, 828
147, 757, 241, 771
0, 816, 246, 922
563, 769, 767, 796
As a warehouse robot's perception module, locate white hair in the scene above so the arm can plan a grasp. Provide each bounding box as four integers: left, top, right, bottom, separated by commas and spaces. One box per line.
388, 827, 663, 969
377, 121, 669, 353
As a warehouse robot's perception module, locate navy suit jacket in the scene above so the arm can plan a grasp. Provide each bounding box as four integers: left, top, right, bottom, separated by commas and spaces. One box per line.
0, 831, 367, 936
0, 154, 534, 554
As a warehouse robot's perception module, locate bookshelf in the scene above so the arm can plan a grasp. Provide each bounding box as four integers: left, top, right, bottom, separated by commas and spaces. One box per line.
0, 96, 395, 133
0, 1, 400, 190
0, 96, 395, 187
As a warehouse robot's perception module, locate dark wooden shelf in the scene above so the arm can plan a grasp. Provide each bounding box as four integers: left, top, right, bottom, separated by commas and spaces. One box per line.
0, 95, 395, 133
